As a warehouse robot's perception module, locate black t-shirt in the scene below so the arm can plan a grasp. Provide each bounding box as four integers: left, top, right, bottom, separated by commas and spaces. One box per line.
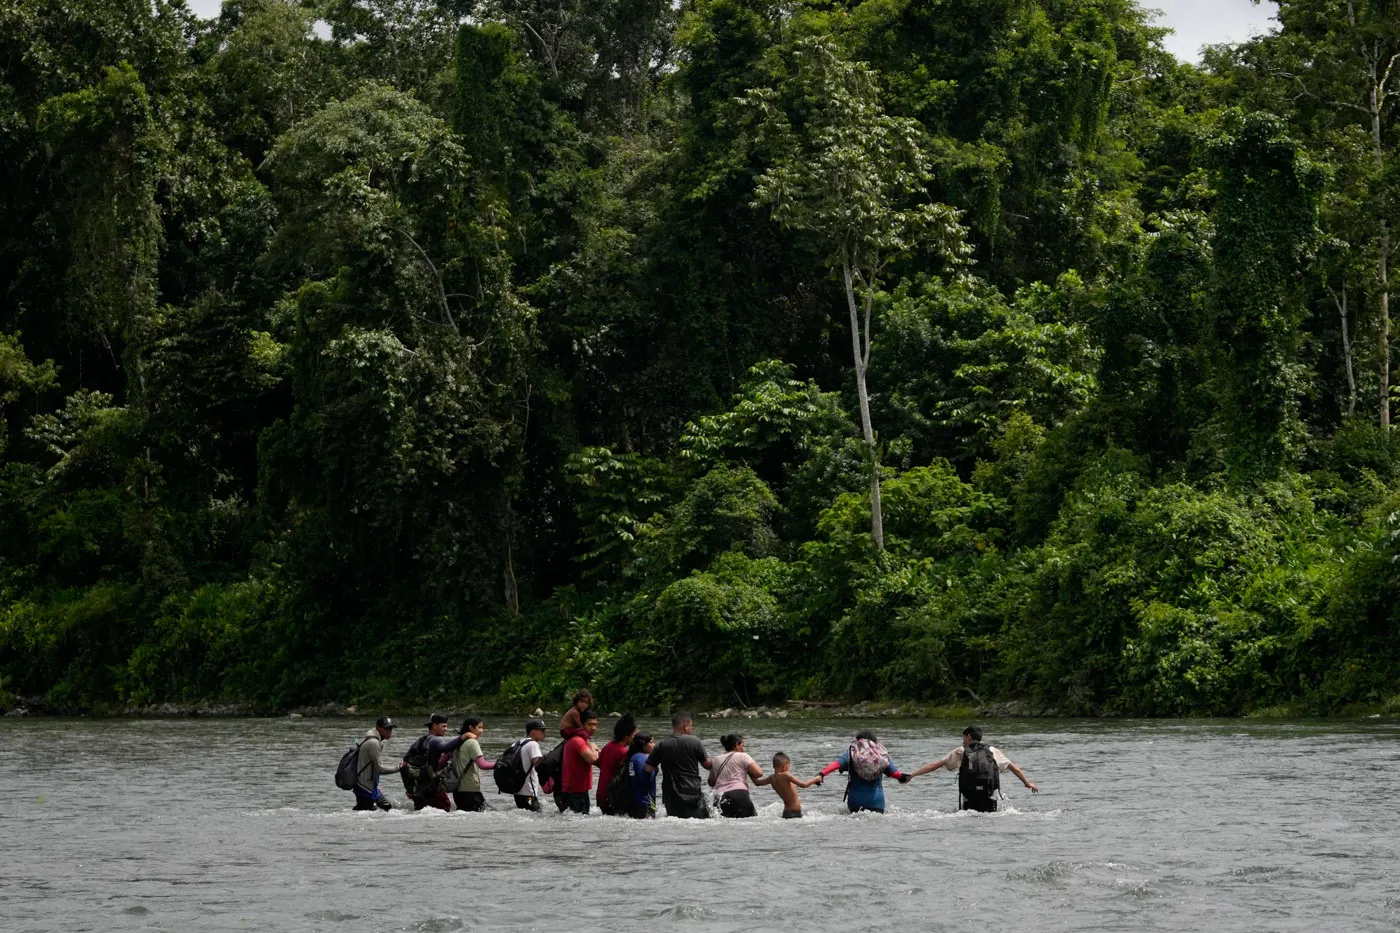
646, 734, 708, 801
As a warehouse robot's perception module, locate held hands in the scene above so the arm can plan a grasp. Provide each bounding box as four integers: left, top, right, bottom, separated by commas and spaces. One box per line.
896, 773, 912, 784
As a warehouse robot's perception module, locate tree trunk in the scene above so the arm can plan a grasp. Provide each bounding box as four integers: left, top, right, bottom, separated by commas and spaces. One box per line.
1370, 70, 1392, 428
1334, 284, 1359, 418
843, 250, 884, 551
1380, 229, 1391, 428
502, 489, 520, 615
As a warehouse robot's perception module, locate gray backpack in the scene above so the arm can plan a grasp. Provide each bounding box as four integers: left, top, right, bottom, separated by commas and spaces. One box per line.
334, 739, 365, 791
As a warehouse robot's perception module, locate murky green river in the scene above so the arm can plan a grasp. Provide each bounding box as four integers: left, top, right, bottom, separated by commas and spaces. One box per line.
3, 715, 1398, 931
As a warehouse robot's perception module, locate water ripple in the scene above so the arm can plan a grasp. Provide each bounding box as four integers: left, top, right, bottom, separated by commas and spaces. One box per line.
4, 715, 1399, 933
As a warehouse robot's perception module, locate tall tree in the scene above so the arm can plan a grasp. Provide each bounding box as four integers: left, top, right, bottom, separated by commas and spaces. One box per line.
747, 37, 968, 550
1251, 0, 1400, 428
1208, 110, 1323, 484
317, 0, 461, 98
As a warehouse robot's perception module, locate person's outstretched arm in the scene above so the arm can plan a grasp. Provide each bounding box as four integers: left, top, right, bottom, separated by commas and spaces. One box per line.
909, 756, 950, 778
474, 754, 494, 771
747, 760, 769, 785
1007, 761, 1038, 792
885, 760, 911, 783
819, 760, 842, 778
795, 775, 823, 789
367, 741, 403, 775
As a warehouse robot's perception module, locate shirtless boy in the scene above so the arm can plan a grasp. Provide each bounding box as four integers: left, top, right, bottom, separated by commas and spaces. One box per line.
765, 752, 823, 819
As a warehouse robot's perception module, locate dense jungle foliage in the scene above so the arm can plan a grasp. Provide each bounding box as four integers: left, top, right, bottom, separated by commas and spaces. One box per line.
2, 0, 1399, 715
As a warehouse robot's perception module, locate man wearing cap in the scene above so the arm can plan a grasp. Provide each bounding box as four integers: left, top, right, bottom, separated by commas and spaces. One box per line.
353, 716, 403, 811
406, 713, 471, 811
514, 719, 548, 811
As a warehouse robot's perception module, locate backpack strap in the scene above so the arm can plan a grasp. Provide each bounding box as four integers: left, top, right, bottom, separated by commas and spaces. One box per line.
709, 752, 742, 809
712, 752, 743, 789
354, 735, 377, 770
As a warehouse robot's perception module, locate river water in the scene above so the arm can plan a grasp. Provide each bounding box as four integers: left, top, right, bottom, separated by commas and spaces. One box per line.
2, 716, 1398, 932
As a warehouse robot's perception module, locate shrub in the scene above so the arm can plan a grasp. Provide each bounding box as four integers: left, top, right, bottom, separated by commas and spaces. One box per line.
646, 553, 796, 704
1002, 468, 1335, 714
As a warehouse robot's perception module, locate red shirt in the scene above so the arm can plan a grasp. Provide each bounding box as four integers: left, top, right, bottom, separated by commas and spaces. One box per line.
561, 735, 595, 793
596, 740, 630, 811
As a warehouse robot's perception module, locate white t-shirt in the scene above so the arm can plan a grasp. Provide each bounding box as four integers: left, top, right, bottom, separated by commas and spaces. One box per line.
517, 740, 543, 797
940, 745, 1012, 773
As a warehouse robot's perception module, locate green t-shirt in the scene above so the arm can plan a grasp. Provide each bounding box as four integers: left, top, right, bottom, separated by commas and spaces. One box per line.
451, 737, 484, 793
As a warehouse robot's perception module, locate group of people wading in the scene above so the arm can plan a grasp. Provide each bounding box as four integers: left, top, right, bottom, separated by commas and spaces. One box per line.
336, 690, 1040, 818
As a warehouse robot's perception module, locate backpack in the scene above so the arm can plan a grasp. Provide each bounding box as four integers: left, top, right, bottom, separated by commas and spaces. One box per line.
958, 742, 1001, 806
535, 741, 566, 792
492, 739, 532, 794
606, 753, 635, 814
442, 742, 474, 794
400, 734, 444, 798
847, 738, 891, 782
334, 738, 366, 791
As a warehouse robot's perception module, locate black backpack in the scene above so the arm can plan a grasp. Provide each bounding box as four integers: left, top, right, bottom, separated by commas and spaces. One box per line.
401, 734, 443, 798
606, 753, 635, 815
334, 738, 365, 791
492, 739, 532, 794
535, 741, 566, 790
958, 742, 1000, 806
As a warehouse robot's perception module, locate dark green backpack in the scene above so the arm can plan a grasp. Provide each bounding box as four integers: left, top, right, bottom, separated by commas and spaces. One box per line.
401, 734, 444, 798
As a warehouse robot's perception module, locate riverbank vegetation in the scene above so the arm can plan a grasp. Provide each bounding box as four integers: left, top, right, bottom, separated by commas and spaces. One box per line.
2, 0, 1399, 716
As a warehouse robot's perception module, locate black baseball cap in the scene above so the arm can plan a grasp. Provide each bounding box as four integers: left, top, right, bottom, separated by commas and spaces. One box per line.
525, 718, 546, 733
426, 712, 450, 727
376, 716, 395, 730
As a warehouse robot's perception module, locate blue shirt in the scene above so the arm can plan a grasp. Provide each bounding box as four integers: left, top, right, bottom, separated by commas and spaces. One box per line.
837, 749, 900, 812
427, 734, 465, 768
630, 752, 657, 811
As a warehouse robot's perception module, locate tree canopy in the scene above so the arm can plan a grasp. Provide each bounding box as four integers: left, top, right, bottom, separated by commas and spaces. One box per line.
1, 0, 1398, 716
